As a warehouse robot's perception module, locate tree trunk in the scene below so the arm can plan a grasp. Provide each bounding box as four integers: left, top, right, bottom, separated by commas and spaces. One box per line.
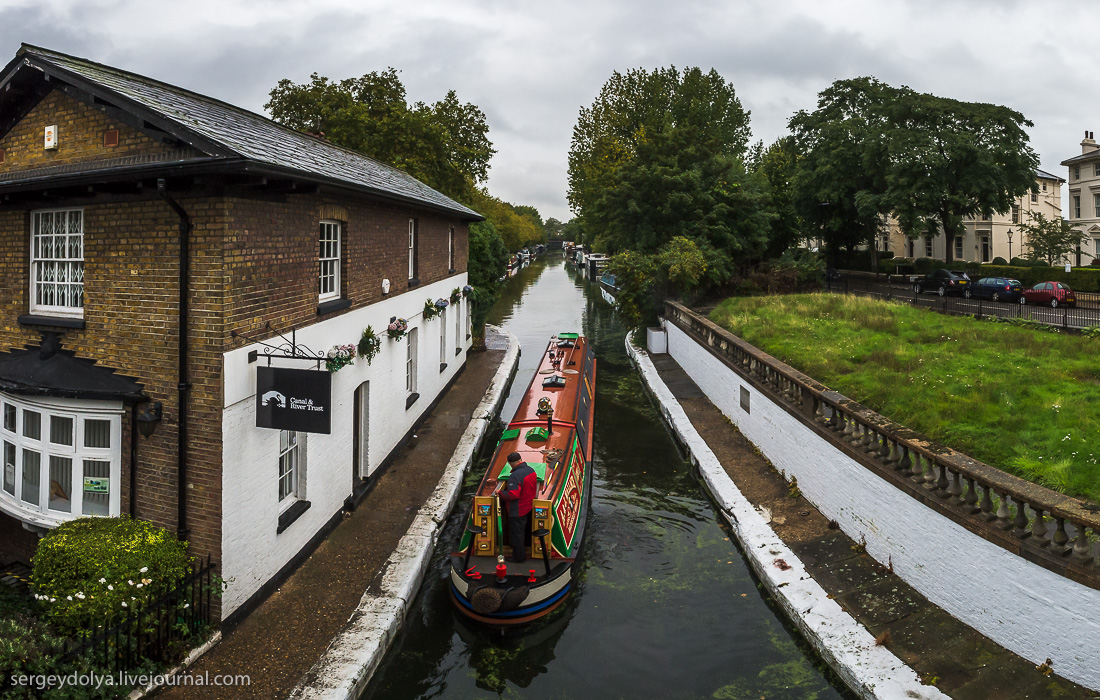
944, 233, 954, 264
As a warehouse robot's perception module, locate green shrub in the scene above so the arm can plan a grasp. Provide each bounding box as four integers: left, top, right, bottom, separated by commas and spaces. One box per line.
913, 257, 938, 274
32, 517, 191, 635
992, 257, 1008, 265
0, 613, 125, 698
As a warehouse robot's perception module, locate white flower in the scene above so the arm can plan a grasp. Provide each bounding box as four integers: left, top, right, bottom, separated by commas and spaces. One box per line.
107, 585, 113, 591
140, 567, 148, 573
121, 602, 127, 608
67, 596, 72, 601
76, 593, 85, 599
50, 598, 56, 603
99, 577, 106, 584
128, 580, 134, 585
136, 583, 143, 588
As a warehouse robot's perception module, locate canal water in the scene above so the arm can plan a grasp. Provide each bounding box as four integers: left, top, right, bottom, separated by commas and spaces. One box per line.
362, 257, 848, 699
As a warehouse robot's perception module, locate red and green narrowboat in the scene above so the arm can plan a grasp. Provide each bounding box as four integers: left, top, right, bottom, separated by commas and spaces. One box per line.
449, 333, 596, 625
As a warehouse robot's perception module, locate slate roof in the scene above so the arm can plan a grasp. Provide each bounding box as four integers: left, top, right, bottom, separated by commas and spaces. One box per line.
1034, 167, 1064, 183
0, 333, 145, 402
3, 45, 481, 220
1060, 150, 1100, 166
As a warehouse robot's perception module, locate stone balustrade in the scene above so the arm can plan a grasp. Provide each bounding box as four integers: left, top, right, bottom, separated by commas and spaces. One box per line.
665, 300, 1100, 589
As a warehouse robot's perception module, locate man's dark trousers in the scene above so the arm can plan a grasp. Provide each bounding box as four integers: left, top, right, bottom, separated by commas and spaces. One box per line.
509, 512, 530, 563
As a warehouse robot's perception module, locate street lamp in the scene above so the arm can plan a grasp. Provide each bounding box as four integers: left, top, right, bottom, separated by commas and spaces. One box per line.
1006, 228, 1013, 261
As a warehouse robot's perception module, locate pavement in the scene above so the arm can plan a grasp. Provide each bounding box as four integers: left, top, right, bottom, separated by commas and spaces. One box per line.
155, 328, 516, 700
635, 347, 1097, 700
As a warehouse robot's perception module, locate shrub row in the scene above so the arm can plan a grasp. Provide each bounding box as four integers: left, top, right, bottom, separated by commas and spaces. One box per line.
869, 258, 1100, 291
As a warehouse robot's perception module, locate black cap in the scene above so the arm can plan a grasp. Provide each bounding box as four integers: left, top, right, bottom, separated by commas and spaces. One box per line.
507, 452, 522, 463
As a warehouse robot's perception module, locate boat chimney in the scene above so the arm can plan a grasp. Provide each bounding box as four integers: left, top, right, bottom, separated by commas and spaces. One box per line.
1083, 130, 1098, 154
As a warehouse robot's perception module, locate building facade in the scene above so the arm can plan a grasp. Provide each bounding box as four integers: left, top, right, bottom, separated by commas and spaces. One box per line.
1061, 131, 1100, 263
884, 169, 1064, 263
0, 45, 479, 621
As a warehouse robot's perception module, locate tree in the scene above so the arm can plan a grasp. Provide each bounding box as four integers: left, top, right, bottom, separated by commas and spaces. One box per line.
887, 91, 1039, 263
755, 136, 802, 259
265, 70, 495, 202
467, 190, 544, 251
1019, 212, 1087, 265
789, 78, 896, 264
568, 66, 751, 238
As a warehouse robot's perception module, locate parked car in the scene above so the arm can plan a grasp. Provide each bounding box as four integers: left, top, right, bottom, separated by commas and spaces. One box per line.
1021, 281, 1076, 308
914, 269, 970, 296
965, 277, 1023, 303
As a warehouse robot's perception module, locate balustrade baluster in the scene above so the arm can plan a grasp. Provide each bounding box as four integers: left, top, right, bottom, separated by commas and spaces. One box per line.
1052, 518, 1070, 554
1031, 508, 1049, 543
979, 484, 994, 518
963, 477, 979, 512
910, 452, 926, 483
879, 435, 893, 462
1072, 525, 1093, 563
947, 469, 964, 503
841, 412, 855, 439
995, 489, 1012, 529
898, 446, 913, 475
934, 463, 949, 492
1012, 498, 1031, 538
861, 424, 877, 451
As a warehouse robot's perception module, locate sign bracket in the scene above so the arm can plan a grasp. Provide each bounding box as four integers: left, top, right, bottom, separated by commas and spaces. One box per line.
232, 323, 325, 369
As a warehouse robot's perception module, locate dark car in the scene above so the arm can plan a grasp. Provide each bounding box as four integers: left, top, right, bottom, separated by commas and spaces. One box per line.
1021, 281, 1076, 308
965, 277, 1023, 303
914, 269, 970, 296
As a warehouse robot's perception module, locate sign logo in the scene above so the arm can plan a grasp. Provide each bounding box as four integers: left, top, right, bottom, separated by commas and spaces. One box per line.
256, 367, 331, 434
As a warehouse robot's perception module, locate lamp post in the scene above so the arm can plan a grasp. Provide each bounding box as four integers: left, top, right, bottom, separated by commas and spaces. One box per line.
1006, 228, 1013, 261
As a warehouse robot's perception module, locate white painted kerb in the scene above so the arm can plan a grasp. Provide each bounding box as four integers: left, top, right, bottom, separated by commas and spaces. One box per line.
288, 325, 521, 700
627, 337, 947, 700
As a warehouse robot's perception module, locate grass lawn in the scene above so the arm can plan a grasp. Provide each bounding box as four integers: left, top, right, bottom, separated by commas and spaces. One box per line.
709, 293, 1100, 501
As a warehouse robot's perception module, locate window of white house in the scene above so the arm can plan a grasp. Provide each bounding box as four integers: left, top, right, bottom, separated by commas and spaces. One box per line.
466, 298, 472, 339
1011, 205, 1019, 223
1031, 192, 1038, 203
1075, 166, 1081, 180
439, 308, 447, 368
1074, 196, 1082, 219
1094, 163, 1100, 177
278, 430, 301, 504
406, 328, 418, 395
924, 235, 933, 258
1094, 194, 1100, 218
954, 236, 963, 260
0, 393, 121, 525
981, 236, 990, 263
31, 208, 84, 317
408, 218, 419, 280
455, 299, 462, 354
1095, 238, 1100, 259
1043, 182, 1047, 191
318, 221, 341, 302
448, 226, 455, 271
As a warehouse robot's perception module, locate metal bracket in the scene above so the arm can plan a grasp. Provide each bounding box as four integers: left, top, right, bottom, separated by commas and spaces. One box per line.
231, 322, 325, 368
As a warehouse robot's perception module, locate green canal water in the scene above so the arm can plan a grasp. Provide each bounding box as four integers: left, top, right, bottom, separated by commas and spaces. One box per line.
361, 257, 849, 699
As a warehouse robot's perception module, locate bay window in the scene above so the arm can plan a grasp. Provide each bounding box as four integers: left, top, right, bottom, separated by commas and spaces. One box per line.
0, 393, 122, 526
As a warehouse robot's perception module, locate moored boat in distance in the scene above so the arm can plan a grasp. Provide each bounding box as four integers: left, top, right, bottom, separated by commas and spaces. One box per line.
450, 333, 597, 625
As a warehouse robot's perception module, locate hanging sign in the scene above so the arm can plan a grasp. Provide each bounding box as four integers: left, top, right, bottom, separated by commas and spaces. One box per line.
256, 367, 331, 434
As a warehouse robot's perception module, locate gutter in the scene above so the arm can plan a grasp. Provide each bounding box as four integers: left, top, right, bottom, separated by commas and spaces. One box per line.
157, 179, 192, 540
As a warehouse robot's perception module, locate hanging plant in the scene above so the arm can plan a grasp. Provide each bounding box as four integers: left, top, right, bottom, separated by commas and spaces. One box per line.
423, 298, 440, 321
450, 287, 461, 303
462, 284, 473, 297
435, 298, 449, 311
325, 344, 356, 373
358, 325, 381, 365
386, 316, 408, 340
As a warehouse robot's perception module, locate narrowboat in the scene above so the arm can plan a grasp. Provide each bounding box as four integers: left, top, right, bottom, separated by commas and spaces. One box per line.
449, 333, 597, 625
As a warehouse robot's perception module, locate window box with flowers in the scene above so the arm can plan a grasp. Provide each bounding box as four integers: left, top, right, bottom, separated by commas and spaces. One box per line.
463, 284, 473, 297
387, 317, 409, 340
325, 344, 356, 373
450, 287, 461, 304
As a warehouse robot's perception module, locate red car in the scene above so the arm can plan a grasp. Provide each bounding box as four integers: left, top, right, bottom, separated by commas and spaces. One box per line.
1020, 281, 1076, 308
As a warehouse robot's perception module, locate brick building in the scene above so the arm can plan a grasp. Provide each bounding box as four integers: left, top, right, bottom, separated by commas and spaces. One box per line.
0, 45, 480, 621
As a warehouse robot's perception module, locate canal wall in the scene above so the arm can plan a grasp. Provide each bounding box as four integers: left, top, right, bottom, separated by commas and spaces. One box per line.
627, 337, 948, 700
660, 302, 1100, 691
287, 325, 521, 700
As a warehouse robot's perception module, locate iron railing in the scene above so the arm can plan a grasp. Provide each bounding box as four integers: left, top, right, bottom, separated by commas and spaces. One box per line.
58, 556, 216, 675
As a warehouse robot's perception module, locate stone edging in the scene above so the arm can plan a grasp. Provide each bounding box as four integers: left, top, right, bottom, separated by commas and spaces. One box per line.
627, 337, 948, 700
286, 325, 521, 700
128, 631, 222, 699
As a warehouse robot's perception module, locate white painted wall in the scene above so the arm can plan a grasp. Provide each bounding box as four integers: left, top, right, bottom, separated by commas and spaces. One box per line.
666, 322, 1100, 691
220, 276, 468, 618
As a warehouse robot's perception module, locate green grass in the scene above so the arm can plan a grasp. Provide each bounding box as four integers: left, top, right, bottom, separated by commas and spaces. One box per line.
709, 293, 1100, 501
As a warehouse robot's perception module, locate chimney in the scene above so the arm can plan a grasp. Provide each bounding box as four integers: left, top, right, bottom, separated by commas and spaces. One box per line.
1084, 130, 1099, 154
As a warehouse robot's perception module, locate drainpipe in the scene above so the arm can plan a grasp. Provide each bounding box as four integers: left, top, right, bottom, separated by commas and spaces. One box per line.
129, 407, 138, 518
157, 179, 192, 540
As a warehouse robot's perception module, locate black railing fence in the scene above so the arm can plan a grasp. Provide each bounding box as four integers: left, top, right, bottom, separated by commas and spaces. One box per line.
828, 274, 1100, 331
58, 556, 216, 675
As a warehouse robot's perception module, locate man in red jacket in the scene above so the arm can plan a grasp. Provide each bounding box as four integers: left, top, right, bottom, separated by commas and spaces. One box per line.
500, 452, 537, 563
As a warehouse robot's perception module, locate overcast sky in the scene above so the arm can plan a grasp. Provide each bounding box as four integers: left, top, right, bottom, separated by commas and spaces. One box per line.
0, 0, 1088, 221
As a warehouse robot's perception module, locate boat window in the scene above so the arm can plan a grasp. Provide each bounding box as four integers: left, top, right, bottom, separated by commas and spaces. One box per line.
542, 375, 567, 388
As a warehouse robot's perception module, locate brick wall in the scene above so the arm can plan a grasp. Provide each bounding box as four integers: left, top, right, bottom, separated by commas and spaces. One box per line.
0, 88, 188, 173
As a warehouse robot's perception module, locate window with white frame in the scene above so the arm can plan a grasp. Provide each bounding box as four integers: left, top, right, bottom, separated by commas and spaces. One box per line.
466, 298, 472, 339
1094, 194, 1100, 218
1075, 166, 1081, 180
1074, 196, 1081, 219
1011, 205, 1019, 224
318, 221, 341, 302
924, 235, 933, 258
0, 393, 121, 524
1094, 163, 1100, 177
278, 430, 301, 504
448, 226, 455, 271
1031, 192, 1038, 203
31, 208, 84, 317
408, 219, 419, 280
455, 299, 462, 354
954, 236, 963, 260
406, 328, 418, 394
439, 307, 447, 367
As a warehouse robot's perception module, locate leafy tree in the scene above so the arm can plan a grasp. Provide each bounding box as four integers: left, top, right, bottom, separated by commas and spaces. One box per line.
467, 190, 544, 251
265, 70, 495, 202
887, 90, 1039, 263
568, 66, 752, 245
755, 136, 802, 258
789, 77, 895, 265
610, 236, 710, 329
467, 221, 509, 289
607, 250, 658, 330
1019, 211, 1087, 265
